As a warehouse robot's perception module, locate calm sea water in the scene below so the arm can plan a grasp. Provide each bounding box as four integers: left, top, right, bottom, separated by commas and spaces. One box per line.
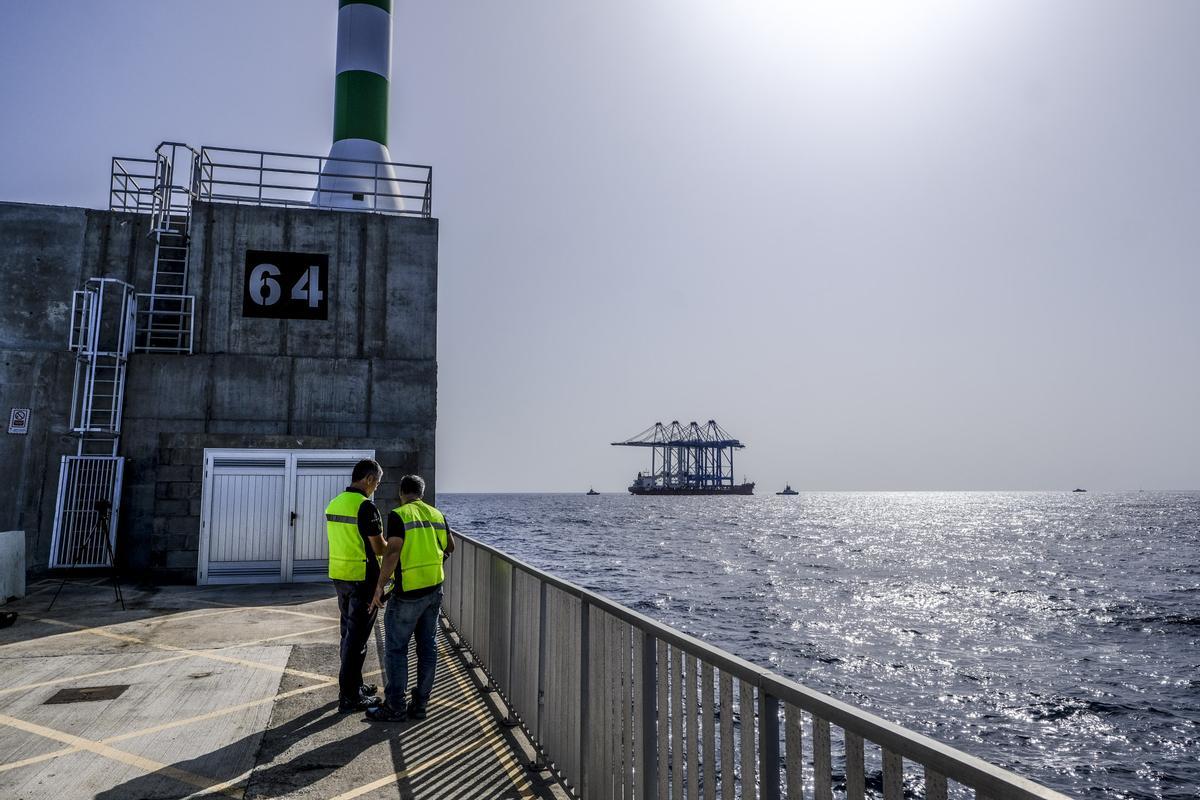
440, 491, 1199, 800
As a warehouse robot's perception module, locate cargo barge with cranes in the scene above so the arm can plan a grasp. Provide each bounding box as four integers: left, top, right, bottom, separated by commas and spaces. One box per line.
612, 420, 755, 495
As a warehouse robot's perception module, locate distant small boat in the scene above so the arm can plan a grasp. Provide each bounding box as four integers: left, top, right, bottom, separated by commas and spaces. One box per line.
777, 485, 799, 496
586, 488, 600, 496
1072, 488, 1087, 493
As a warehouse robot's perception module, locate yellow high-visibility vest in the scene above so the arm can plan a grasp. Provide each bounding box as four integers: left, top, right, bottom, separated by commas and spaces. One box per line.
326, 491, 371, 581
391, 499, 447, 592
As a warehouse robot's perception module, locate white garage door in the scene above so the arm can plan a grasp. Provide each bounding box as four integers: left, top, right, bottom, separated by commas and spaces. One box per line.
198, 448, 375, 584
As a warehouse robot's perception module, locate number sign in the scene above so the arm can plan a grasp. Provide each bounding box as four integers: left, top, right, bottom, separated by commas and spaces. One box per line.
243, 250, 329, 320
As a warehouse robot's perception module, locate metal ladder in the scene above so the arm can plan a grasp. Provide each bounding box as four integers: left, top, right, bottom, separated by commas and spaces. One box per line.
138, 142, 197, 353
49, 278, 137, 568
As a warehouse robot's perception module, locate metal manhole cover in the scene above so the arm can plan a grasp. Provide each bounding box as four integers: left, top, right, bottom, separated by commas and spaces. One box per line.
45, 685, 129, 704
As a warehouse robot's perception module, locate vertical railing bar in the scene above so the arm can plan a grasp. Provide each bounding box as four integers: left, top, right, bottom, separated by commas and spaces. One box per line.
623, 622, 634, 800
672, 647, 684, 800
845, 731, 865, 800
702, 662, 716, 800
882, 749, 903, 800
759, 693, 781, 800
925, 768, 948, 800
604, 612, 614, 800
739, 680, 756, 800
658, 640, 670, 800
579, 600, 591, 798
719, 671, 735, 800
534, 579, 548, 752
641, 631, 658, 800
686, 654, 699, 800
785, 704, 803, 800
812, 716, 832, 800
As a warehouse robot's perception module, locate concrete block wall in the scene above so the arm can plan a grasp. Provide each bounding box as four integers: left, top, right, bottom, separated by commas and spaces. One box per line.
0, 200, 438, 582
0, 203, 154, 571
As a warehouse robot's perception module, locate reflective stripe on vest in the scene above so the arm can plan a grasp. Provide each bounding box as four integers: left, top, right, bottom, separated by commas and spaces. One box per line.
392, 499, 446, 592
326, 491, 368, 581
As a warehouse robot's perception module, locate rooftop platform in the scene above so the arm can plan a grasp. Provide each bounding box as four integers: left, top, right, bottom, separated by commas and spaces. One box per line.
0, 579, 567, 799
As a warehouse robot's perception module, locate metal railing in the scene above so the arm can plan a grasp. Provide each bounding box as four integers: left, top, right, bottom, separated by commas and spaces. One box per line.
110, 156, 158, 213
68, 278, 135, 442
111, 143, 433, 218
443, 534, 1074, 800
196, 145, 433, 217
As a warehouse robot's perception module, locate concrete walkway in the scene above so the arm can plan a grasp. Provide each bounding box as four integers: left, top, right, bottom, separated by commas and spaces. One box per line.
0, 578, 570, 799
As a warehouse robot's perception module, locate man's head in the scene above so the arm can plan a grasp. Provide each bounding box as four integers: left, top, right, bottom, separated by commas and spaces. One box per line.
351, 459, 383, 496
397, 474, 425, 505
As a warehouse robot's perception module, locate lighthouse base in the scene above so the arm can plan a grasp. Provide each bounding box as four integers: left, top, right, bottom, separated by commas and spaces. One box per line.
312, 139, 405, 212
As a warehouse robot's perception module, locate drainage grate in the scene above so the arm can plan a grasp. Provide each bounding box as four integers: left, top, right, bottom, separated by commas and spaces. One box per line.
45, 685, 129, 704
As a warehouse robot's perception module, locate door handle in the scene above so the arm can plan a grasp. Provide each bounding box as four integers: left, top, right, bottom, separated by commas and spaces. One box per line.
290, 511, 296, 527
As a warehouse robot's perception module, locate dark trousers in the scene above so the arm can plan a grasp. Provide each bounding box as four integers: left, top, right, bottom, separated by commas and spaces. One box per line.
334, 579, 376, 700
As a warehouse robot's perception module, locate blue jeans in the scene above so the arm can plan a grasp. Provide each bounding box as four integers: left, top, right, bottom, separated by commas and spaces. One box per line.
383, 586, 442, 712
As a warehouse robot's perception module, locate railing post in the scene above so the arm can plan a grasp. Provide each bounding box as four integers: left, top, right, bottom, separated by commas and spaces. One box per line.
641, 629, 659, 799
502, 565, 519, 727
759, 691, 781, 800
579, 599, 591, 797
529, 579, 549, 772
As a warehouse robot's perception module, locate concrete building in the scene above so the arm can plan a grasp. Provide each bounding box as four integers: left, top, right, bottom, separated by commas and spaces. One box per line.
0, 183, 438, 583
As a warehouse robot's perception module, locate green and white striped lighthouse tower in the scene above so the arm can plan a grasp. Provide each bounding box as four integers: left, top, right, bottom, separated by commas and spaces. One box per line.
313, 0, 403, 211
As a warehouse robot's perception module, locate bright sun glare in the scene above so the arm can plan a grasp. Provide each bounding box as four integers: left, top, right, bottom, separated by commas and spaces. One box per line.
723, 0, 968, 75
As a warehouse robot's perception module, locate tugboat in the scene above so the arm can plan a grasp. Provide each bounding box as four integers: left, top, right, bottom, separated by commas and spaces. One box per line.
613, 420, 755, 496
776, 484, 799, 496
586, 487, 600, 496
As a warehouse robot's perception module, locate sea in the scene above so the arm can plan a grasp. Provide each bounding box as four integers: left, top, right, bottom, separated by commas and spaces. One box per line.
439, 491, 1199, 800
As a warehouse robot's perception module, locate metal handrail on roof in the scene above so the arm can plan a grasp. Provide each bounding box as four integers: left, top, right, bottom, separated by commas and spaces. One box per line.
444, 532, 1075, 800
196, 144, 433, 218
110, 143, 433, 218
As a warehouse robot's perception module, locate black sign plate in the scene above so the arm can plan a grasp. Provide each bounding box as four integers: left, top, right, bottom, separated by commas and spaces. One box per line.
243, 250, 329, 320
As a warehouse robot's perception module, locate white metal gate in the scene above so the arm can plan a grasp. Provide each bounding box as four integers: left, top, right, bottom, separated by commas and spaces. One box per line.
198, 449, 375, 585
49, 456, 125, 568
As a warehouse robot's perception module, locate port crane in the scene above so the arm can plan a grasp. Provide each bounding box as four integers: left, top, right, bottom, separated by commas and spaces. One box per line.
612, 420, 753, 494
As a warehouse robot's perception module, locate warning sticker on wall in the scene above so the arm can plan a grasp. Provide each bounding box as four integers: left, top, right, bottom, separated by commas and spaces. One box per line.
8, 408, 30, 435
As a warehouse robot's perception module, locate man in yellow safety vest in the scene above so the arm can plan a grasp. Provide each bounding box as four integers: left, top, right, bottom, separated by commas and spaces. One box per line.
366, 474, 455, 722
325, 458, 387, 712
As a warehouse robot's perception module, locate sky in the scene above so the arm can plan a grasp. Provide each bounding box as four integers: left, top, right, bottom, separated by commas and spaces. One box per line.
1, 1, 1197, 491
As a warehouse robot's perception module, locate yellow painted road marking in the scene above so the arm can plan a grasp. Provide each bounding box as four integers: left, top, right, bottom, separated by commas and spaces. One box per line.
0, 745, 79, 774
0, 605, 550, 797
192, 598, 338, 622
103, 679, 335, 744
0, 654, 192, 697
0, 713, 242, 798
32, 617, 336, 683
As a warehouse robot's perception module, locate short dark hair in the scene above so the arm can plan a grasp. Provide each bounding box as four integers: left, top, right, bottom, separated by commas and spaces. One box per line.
352, 459, 383, 483
399, 474, 425, 498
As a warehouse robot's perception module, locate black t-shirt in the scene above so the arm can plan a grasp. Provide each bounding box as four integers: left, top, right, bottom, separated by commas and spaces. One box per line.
346, 486, 383, 586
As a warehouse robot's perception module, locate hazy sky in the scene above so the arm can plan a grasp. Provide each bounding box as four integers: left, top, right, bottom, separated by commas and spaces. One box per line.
2, 1, 1197, 491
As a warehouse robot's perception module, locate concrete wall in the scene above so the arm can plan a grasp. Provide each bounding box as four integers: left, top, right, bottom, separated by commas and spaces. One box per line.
0, 531, 25, 602
0, 203, 154, 569
0, 200, 438, 582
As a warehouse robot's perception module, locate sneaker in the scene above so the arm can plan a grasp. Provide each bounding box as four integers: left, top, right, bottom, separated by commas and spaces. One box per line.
365, 704, 407, 723
339, 694, 382, 713
359, 683, 378, 698
406, 702, 428, 720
